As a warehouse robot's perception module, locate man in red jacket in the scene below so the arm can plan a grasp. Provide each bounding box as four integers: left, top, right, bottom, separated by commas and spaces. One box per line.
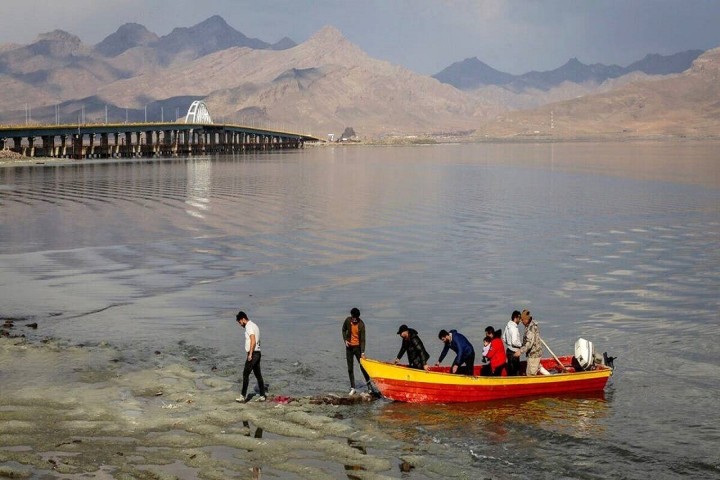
485, 326, 508, 376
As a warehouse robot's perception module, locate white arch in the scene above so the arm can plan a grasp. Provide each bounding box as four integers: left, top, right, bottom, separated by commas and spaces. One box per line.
184, 101, 213, 124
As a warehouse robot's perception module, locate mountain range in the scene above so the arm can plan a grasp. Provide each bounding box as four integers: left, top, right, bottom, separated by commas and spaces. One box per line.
0, 15, 717, 140
433, 50, 703, 91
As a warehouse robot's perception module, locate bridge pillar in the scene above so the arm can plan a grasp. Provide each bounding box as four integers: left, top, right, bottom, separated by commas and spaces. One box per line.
100, 133, 109, 158
41, 136, 54, 157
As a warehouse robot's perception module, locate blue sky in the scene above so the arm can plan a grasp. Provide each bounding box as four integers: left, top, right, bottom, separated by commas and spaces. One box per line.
3, 0, 720, 75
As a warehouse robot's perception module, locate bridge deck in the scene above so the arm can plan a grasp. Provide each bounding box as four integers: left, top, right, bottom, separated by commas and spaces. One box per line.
0, 122, 320, 159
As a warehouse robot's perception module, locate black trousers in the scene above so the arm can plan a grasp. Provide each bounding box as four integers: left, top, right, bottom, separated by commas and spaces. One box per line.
242, 351, 265, 397
506, 348, 521, 376
346, 345, 370, 388
455, 352, 475, 375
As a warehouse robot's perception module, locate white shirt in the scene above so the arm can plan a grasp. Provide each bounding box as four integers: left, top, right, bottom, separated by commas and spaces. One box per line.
244, 320, 261, 353
503, 319, 522, 351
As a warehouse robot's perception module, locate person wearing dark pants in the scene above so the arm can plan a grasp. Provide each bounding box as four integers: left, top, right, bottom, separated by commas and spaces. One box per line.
436, 329, 476, 375
235, 311, 266, 402
342, 307, 371, 395
503, 310, 523, 376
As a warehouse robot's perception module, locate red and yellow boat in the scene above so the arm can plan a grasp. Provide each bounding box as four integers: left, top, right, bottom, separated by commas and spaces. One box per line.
360, 356, 613, 403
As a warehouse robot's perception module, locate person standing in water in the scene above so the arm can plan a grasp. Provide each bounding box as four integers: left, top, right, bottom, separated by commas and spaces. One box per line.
342, 307, 371, 395
235, 311, 266, 402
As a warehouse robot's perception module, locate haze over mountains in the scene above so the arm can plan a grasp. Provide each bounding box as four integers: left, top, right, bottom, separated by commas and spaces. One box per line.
0, 15, 717, 140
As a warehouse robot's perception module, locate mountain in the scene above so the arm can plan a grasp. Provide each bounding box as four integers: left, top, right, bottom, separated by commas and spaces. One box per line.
95, 26, 487, 137
625, 50, 704, 75
433, 57, 514, 89
435, 50, 704, 92
473, 47, 720, 139
0, 16, 716, 140
153, 15, 280, 63
94, 23, 159, 57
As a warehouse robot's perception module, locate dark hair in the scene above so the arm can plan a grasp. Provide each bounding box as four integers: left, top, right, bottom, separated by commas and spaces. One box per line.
350, 307, 360, 319
438, 329, 449, 339
485, 326, 495, 336
512, 310, 521, 320
495, 328, 502, 339
483, 336, 492, 344
236, 311, 248, 321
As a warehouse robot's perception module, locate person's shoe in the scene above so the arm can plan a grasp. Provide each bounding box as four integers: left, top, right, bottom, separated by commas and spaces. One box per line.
348, 388, 356, 396
235, 396, 247, 403
254, 395, 266, 402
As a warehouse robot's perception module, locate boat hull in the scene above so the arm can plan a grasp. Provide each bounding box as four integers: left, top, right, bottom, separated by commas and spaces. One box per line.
360, 356, 612, 403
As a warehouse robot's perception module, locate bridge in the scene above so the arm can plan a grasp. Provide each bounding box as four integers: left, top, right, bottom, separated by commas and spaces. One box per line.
0, 101, 320, 159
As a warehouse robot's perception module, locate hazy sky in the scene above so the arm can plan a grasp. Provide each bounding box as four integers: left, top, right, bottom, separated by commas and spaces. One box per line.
3, 0, 719, 75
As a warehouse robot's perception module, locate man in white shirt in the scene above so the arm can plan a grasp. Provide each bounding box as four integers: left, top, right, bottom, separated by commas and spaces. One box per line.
503, 310, 523, 376
235, 311, 266, 402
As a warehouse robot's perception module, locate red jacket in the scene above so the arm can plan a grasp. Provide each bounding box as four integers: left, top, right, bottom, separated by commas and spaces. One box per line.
486, 337, 508, 376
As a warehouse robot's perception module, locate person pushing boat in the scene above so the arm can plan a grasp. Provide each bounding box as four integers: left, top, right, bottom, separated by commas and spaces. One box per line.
436, 329, 475, 375
394, 324, 430, 371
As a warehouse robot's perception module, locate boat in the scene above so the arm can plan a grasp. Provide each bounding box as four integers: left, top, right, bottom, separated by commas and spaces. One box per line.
360, 340, 614, 403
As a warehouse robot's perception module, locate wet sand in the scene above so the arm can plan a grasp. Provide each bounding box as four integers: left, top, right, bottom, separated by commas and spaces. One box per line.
0, 336, 408, 479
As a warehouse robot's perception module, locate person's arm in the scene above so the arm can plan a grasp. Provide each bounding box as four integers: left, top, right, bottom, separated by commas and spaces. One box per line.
437, 343, 450, 365
342, 318, 350, 347
359, 321, 366, 357
395, 341, 408, 364
511, 325, 522, 349
248, 333, 256, 361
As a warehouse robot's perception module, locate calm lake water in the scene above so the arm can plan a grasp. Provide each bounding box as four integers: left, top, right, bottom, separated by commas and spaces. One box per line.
1, 142, 719, 479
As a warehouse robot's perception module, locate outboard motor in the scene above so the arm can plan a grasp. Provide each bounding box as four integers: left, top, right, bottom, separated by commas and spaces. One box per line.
575, 338, 615, 371
574, 338, 595, 370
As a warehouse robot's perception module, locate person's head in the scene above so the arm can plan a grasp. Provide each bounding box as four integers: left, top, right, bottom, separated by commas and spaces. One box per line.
520, 309, 532, 326
483, 336, 492, 346
350, 307, 360, 321
236, 310, 248, 328
397, 324, 409, 339
511, 310, 521, 323
438, 329, 450, 343
485, 326, 495, 338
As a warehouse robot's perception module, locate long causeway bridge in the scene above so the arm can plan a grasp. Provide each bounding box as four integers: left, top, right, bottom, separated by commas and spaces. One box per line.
0, 101, 320, 159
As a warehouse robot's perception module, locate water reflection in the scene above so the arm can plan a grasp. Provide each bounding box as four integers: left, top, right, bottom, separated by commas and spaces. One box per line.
185, 159, 211, 219
344, 439, 367, 480
375, 392, 609, 445
242, 421, 263, 479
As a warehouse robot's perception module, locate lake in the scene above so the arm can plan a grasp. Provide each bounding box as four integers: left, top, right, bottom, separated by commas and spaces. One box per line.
1, 141, 719, 479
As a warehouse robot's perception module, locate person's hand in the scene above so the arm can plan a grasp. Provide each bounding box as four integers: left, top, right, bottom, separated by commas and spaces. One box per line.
514, 351, 521, 358
423, 365, 430, 371
451, 365, 458, 373
361, 353, 366, 359
434, 362, 440, 367
247, 353, 253, 361
393, 358, 399, 364
345, 341, 350, 347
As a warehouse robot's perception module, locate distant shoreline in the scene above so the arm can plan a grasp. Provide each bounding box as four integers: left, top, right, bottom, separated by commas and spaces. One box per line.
3, 135, 719, 167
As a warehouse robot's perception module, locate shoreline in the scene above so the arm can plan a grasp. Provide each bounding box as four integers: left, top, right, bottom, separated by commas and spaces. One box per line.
3, 135, 720, 167
0, 335, 406, 479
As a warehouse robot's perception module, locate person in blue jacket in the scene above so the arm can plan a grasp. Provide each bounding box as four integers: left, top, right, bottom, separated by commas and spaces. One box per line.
435, 329, 476, 375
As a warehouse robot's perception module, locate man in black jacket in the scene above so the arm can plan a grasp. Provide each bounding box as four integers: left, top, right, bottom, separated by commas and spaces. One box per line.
394, 324, 430, 370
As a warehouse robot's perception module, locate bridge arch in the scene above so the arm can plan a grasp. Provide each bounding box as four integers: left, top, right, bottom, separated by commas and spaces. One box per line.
184, 101, 213, 124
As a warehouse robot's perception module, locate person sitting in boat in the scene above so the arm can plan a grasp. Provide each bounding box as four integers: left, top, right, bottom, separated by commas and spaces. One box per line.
436, 329, 475, 375
513, 310, 544, 375
484, 326, 508, 376
394, 324, 430, 371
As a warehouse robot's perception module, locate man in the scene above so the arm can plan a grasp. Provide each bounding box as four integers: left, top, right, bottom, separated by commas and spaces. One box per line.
394, 324, 430, 370
235, 311, 266, 403
514, 309, 544, 376
484, 326, 508, 376
503, 310, 523, 376
342, 307, 371, 395
436, 329, 475, 375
